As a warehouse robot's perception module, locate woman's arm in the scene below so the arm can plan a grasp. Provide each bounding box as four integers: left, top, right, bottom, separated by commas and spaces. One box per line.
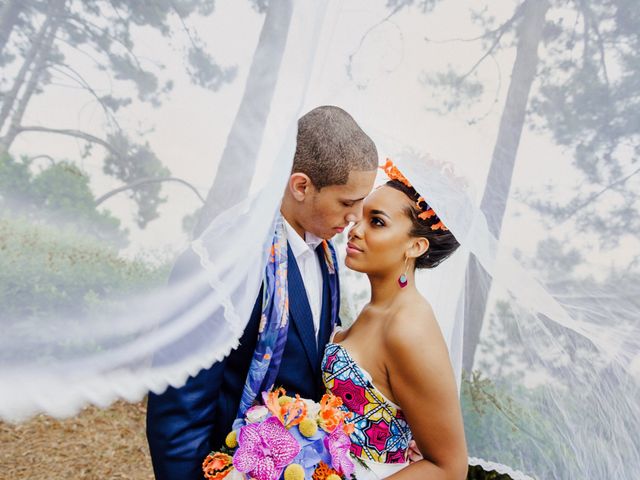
383, 308, 468, 480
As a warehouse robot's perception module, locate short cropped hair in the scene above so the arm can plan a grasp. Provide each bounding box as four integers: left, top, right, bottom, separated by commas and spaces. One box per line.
292, 106, 378, 189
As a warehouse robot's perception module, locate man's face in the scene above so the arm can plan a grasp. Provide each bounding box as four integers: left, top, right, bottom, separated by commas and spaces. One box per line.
301, 169, 377, 239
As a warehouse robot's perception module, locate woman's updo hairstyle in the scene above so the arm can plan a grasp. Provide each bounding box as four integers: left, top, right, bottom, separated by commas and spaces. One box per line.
385, 179, 460, 269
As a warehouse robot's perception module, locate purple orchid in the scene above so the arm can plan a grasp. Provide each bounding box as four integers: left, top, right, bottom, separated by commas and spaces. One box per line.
233, 416, 301, 480
325, 424, 355, 477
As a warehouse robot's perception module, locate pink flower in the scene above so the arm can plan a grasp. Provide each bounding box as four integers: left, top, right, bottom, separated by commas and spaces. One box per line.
245, 405, 269, 424
325, 424, 355, 477
233, 417, 301, 480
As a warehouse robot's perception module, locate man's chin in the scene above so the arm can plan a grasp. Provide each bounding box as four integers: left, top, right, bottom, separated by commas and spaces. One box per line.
309, 226, 345, 240
316, 229, 339, 240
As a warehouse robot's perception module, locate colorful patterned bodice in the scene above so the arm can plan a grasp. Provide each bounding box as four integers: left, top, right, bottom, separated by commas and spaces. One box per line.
321, 342, 412, 464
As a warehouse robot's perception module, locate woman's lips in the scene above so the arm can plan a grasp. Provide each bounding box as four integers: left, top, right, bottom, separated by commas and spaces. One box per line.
346, 242, 363, 255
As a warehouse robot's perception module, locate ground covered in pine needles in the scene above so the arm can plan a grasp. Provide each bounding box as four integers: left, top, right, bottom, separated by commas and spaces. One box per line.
0, 400, 154, 479
1, 400, 517, 480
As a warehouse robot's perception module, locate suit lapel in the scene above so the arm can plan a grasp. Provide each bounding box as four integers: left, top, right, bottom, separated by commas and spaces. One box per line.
287, 243, 318, 371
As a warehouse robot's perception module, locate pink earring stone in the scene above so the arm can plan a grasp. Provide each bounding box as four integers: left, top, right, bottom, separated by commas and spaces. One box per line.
398, 273, 408, 288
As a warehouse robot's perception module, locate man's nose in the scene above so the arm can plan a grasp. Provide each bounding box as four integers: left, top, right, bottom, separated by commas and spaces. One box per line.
345, 203, 364, 224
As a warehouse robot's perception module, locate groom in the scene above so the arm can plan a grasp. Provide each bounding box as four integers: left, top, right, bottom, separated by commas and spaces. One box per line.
146, 105, 378, 480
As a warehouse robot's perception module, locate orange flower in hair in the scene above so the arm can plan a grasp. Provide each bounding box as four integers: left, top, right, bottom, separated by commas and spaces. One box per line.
418, 209, 436, 220
381, 159, 449, 232
380, 158, 412, 187
431, 221, 449, 232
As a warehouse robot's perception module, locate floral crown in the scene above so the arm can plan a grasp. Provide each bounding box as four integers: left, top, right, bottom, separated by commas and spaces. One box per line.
380, 158, 449, 232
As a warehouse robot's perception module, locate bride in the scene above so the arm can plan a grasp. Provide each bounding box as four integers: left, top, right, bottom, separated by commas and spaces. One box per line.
321, 160, 468, 479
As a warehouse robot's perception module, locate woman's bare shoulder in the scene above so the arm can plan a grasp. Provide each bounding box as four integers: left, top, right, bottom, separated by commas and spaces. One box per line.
384, 295, 448, 359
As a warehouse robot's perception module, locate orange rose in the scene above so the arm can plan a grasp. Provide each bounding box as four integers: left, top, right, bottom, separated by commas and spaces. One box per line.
202, 452, 234, 480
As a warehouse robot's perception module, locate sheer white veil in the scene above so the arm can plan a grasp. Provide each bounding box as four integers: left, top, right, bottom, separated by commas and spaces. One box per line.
1, 1, 638, 479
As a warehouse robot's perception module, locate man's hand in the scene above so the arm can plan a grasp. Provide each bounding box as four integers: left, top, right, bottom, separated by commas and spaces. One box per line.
408, 439, 423, 463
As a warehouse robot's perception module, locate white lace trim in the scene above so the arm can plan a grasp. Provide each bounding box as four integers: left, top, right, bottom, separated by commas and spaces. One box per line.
468, 457, 535, 480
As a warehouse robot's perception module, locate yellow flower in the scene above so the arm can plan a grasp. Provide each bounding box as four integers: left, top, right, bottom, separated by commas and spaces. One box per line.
298, 417, 318, 437
327, 475, 341, 480
284, 463, 305, 480
279, 395, 294, 406
224, 430, 238, 449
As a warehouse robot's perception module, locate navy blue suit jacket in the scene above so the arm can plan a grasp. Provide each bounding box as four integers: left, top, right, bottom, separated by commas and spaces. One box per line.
146, 244, 338, 480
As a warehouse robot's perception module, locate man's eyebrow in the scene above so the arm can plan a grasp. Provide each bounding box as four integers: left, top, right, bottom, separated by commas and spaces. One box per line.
343, 196, 367, 203
370, 209, 391, 219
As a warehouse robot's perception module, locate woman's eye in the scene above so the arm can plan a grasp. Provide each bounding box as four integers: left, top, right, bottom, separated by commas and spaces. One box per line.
371, 217, 385, 227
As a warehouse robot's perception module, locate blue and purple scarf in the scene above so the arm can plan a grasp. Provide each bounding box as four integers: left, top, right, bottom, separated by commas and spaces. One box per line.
236, 216, 338, 416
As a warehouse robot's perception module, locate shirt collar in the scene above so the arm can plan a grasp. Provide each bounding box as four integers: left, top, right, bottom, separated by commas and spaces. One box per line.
283, 218, 324, 259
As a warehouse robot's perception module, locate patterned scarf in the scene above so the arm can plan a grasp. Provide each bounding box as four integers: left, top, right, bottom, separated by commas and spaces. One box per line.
236, 216, 338, 417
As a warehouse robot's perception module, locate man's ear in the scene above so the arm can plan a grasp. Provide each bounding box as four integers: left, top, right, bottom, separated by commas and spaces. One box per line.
408, 237, 429, 260
289, 172, 313, 201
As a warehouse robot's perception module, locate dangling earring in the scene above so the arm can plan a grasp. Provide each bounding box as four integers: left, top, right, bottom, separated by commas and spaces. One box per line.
398, 256, 409, 288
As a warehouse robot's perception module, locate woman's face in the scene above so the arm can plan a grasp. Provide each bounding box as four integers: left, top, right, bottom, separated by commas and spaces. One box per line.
345, 185, 418, 275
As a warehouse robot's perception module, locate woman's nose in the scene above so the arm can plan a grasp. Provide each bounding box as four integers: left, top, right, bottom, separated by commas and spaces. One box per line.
349, 219, 364, 239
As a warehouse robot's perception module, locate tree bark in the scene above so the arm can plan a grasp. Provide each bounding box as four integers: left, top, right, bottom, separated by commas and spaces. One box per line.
0, 0, 21, 56
462, 0, 550, 375
193, 0, 294, 237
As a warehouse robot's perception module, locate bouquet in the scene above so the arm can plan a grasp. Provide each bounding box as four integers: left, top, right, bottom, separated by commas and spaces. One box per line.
203, 388, 357, 480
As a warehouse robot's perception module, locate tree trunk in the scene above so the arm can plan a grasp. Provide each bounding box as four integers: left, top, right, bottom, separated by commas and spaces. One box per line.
193, 0, 294, 237
462, 0, 550, 375
0, 0, 66, 153
0, 0, 21, 56
0, 5, 54, 134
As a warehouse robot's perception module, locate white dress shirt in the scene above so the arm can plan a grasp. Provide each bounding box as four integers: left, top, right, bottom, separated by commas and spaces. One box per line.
283, 218, 324, 338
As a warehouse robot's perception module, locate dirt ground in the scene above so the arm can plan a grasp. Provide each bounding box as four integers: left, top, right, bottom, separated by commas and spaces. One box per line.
0, 400, 154, 480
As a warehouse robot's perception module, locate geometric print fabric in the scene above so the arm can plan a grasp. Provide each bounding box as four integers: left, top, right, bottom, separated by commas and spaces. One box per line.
321, 342, 412, 464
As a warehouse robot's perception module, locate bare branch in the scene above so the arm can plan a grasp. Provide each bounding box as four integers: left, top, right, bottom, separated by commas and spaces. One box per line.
49, 63, 123, 131
427, 2, 525, 86
63, 13, 145, 72
456, 17, 513, 84
29, 154, 56, 166
346, 3, 406, 81
170, 0, 199, 51
95, 177, 206, 206
425, 4, 525, 44
15, 126, 123, 157
562, 165, 640, 222
55, 35, 110, 70
467, 52, 503, 125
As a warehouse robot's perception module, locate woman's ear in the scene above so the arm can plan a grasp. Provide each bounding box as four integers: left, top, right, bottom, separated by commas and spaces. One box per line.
288, 172, 312, 201
408, 237, 429, 260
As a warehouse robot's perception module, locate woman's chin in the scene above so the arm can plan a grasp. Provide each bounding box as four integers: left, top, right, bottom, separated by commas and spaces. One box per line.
344, 256, 366, 273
